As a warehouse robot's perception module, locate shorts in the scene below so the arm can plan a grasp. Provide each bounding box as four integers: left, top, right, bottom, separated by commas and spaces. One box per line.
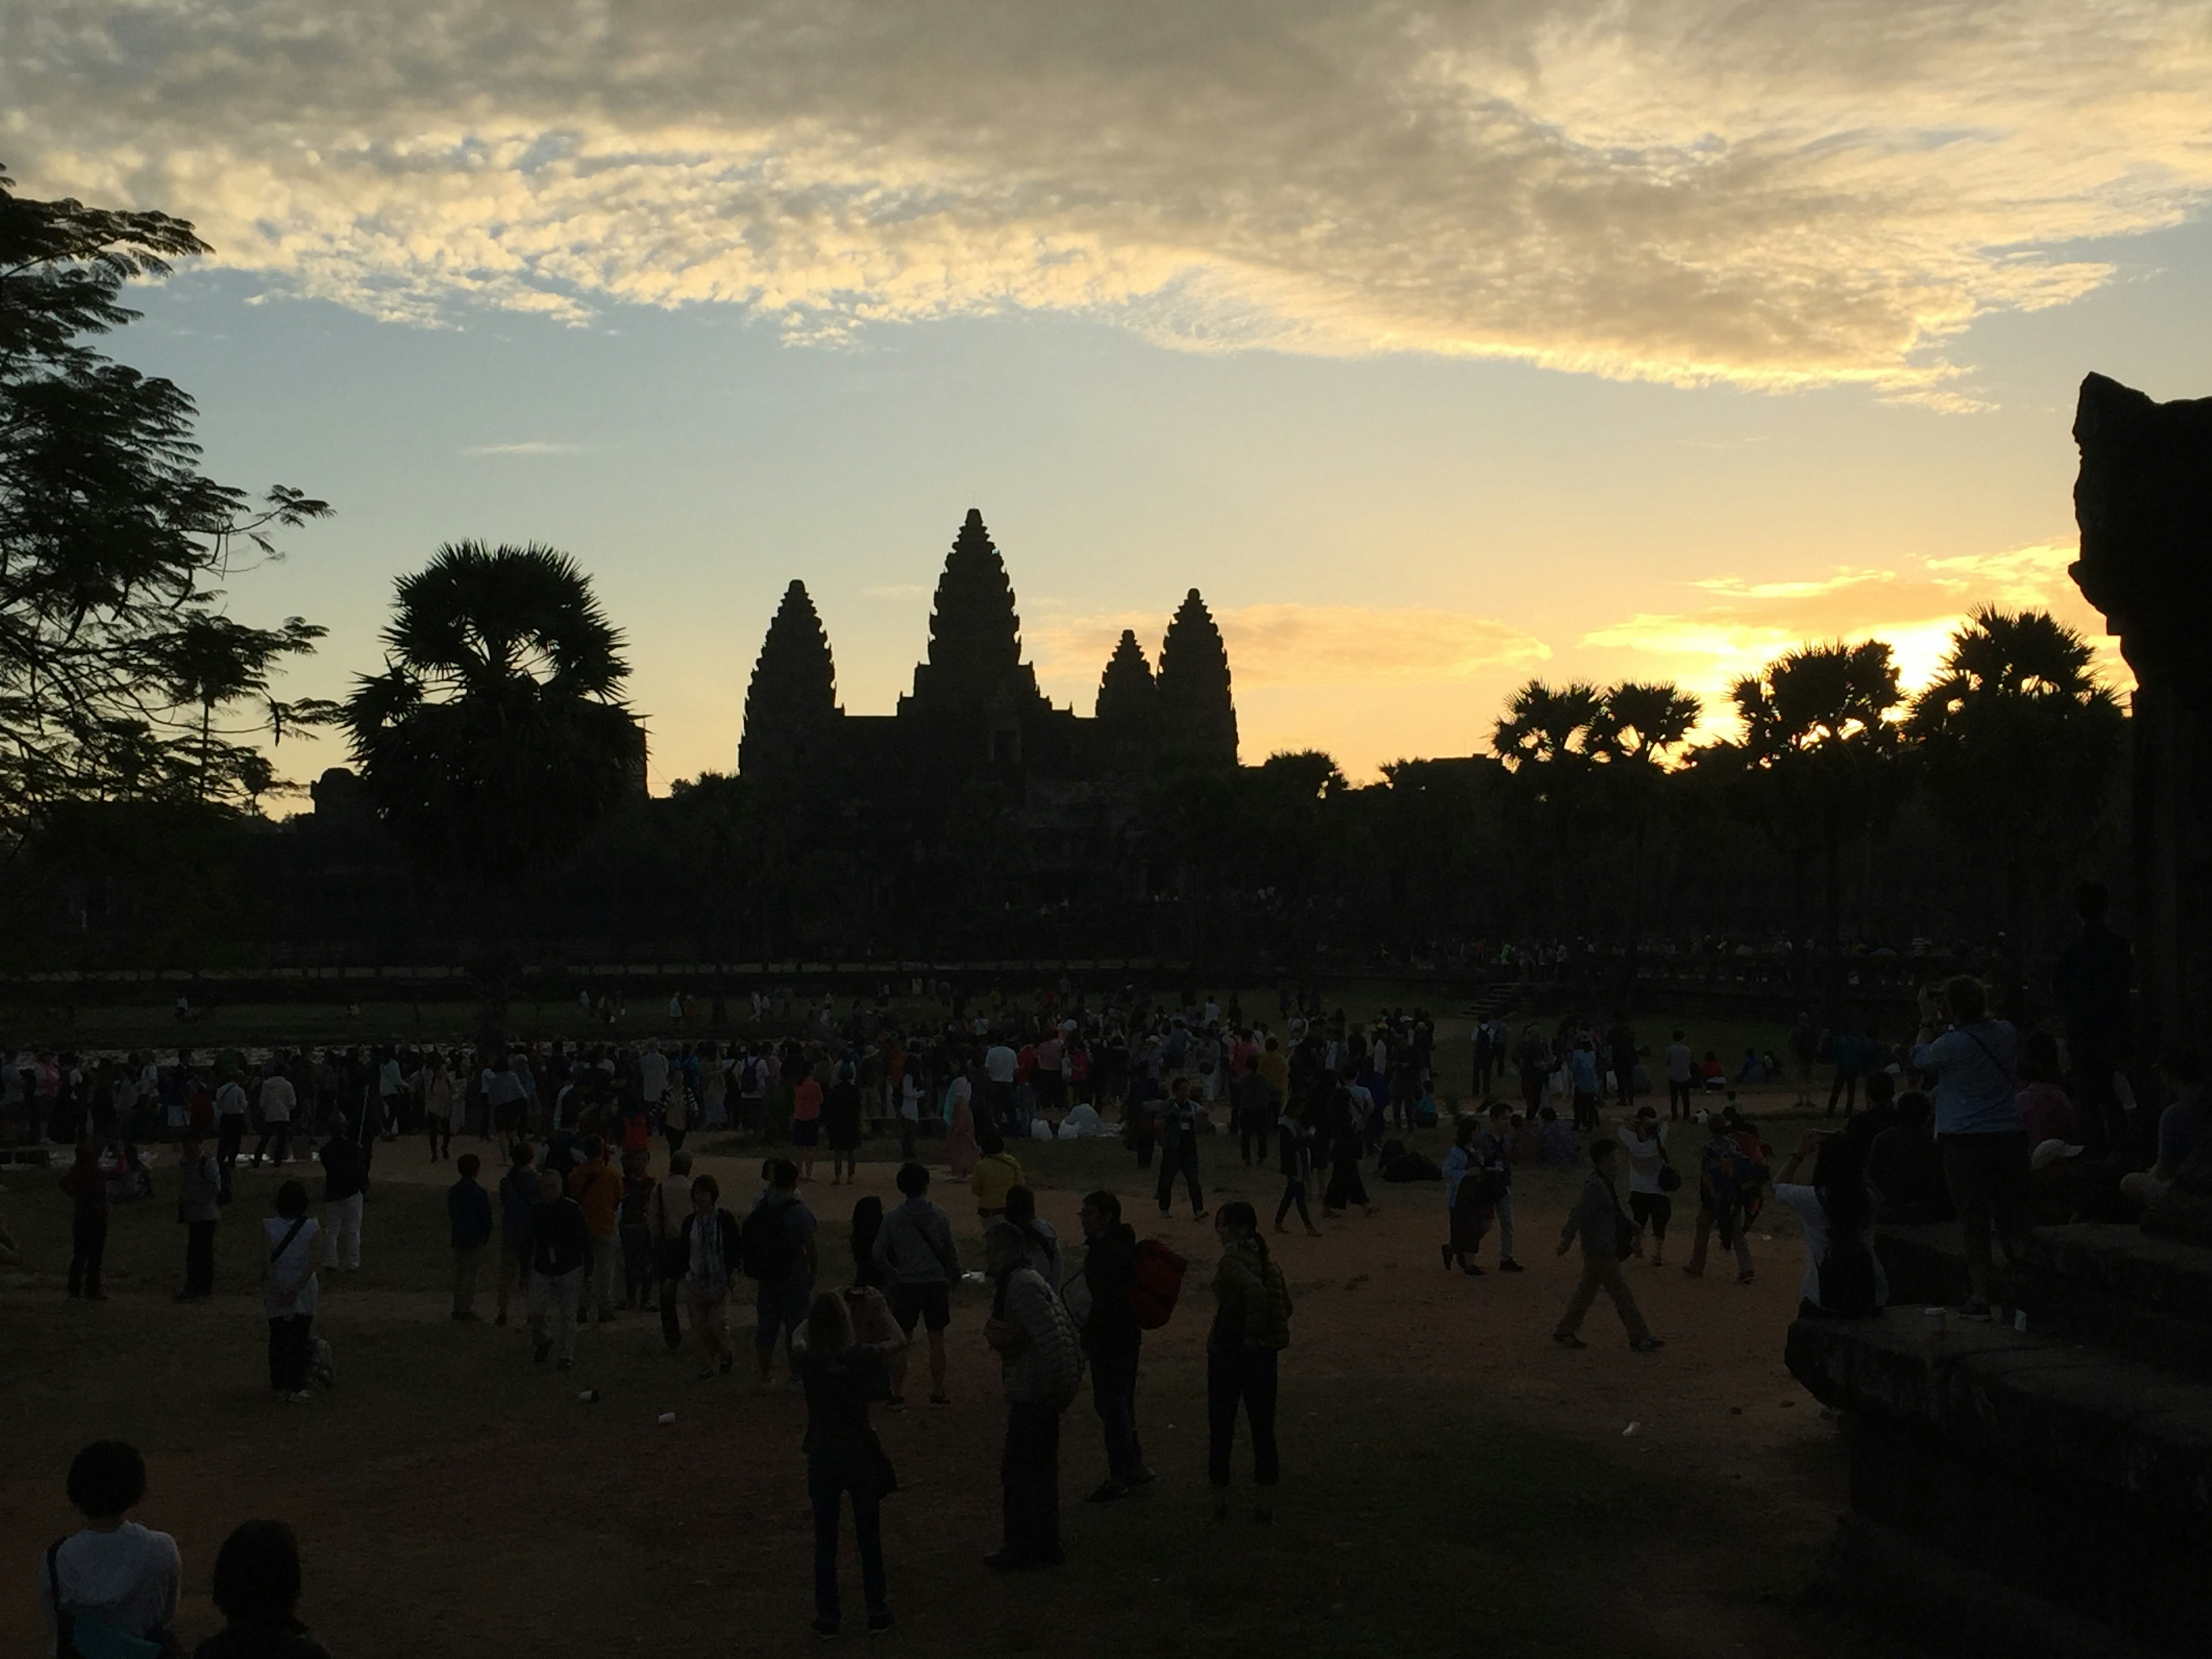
790, 1118, 820, 1147
889, 1281, 952, 1333
1629, 1191, 1673, 1233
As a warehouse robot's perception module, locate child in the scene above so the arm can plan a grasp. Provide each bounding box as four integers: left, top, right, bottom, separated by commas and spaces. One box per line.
264, 1180, 321, 1401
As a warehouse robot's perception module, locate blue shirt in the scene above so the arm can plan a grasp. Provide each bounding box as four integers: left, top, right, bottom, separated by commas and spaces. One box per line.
1911, 1021, 2021, 1137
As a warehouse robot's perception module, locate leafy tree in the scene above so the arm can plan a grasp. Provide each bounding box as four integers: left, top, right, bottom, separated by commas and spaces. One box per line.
1590, 681, 1702, 976
1490, 679, 1607, 923
0, 166, 331, 833
1907, 606, 2123, 944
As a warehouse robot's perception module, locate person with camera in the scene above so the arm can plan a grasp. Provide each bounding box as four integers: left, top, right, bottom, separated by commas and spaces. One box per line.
1909, 975, 2025, 1321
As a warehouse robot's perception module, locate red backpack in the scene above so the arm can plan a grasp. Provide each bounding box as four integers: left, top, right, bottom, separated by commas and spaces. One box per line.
1129, 1238, 1188, 1330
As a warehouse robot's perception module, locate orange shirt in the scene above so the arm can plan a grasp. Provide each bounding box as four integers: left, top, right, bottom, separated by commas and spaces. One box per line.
569, 1161, 624, 1239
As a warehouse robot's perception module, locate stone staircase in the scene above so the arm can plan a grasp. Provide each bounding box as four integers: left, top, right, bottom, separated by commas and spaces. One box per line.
1787, 1224, 2212, 1658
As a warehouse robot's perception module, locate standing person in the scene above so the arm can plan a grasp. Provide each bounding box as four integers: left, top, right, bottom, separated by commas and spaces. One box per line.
619, 1149, 659, 1312
1206, 1200, 1291, 1522
263, 1180, 321, 1400
213, 1069, 250, 1201
790, 1061, 824, 1183
1619, 1107, 1673, 1268
744, 1159, 818, 1388
525, 1168, 589, 1370
421, 1054, 456, 1162
1471, 1103, 1524, 1271
1567, 1037, 1601, 1133
446, 1152, 493, 1320
567, 1135, 625, 1324
1910, 976, 2026, 1320
680, 1174, 742, 1378
1440, 1118, 1491, 1275
982, 1200, 1082, 1571
1272, 1100, 1320, 1236
38, 1440, 181, 1656
1322, 1087, 1375, 1218
1683, 1112, 1759, 1282
873, 1161, 960, 1408
252, 1063, 297, 1168
1153, 1077, 1206, 1221
194, 1519, 334, 1659
495, 1141, 539, 1329
943, 1064, 979, 1178
1664, 1031, 1695, 1121
1774, 1130, 1887, 1318
59, 1140, 111, 1300
176, 1127, 222, 1301
794, 1287, 904, 1638
824, 1062, 864, 1185
1789, 1013, 1819, 1108
2053, 879, 2134, 1158
1551, 1141, 1662, 1351
647, 1150, 695, 1352
1077, 1191, 1152, 1501
316, 1116, 365, 1272
1826, 1027, 1863, 1118
969, 1129, 1024, 1222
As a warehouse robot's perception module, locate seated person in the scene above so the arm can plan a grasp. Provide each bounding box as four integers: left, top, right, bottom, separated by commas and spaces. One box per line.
2120, 1047, 2207, 1211
1737, 1048, 1767, 1084
1698, 1051, 1726, 1091
1057, 1100, 1105, 1138
2026, 1137, 2084, 1225
1866, 1091, 1951, 1224
2014, 1032, 2078, 1148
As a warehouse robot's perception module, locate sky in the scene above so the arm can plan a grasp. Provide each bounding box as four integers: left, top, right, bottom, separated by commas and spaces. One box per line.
6, 0, 2211, 787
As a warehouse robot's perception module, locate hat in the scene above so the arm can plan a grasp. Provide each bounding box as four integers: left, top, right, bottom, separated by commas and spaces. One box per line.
2031, 1138, 2084, 1172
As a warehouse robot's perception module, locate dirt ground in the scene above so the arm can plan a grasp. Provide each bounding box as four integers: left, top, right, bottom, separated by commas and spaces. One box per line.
1, 1119, 1891, 1658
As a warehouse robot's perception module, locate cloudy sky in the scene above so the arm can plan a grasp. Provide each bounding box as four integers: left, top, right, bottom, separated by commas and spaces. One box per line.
7, 0, 2210, 783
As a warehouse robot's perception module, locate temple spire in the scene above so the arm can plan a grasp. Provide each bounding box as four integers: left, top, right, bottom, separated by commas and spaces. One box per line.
1095, 629, 1157, 722
738, 579, 839, 775
1156, 588, 1238, 766
908, 507, 1041, 711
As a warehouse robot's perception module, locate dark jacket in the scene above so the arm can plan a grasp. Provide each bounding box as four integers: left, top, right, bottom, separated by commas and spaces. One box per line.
1081, 1221, 1142, 1358
446, 1177, 494, 1251
525, 1195, 590, 1277
1559, 1170, 1626, 1257
1209, 1236, 1292, 1353
318, 1137, 365, 1204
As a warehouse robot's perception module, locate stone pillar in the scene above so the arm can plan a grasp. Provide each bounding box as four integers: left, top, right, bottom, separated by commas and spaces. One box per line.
2070, 372, 2212, 1059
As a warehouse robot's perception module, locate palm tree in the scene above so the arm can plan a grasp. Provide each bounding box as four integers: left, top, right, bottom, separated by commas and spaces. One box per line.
1590, 681, 1702, 982
1908, 606, 2123, 946
1490, 680, 1607, 933
343, 541, 643, 1043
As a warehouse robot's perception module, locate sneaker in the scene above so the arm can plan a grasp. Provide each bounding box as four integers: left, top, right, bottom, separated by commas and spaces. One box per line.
1128, 1466, 1158, 1486
866, 1612, 894, 1636
1498, 1259, 1524, 1273
288, 1389, 315, 1403
811, 1618, 839, 1639
930, 1393, 951, 1407
1735, 1272, 1755, 1285
885, 1394, 906, 1412
1552, 1332, 1587, 1349
1085, 1481, 1129, 1503
1192, 1210, 1209, 1222
1958, 1298, 1994, 1321
1461, 1263, 1486, 1277
696, 1366, 718, 1380
1630, 1337, 1665, 1353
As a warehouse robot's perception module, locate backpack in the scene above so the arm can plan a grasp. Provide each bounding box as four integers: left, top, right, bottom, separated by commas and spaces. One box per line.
1128, 1238, 1188, 1330
1817, 1231, 1882, 1317
740, 1198, 794, 1281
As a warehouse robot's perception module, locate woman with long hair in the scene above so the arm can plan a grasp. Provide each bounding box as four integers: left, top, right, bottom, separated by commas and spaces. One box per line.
1774, 1130, 1887, 1319
1206, 1201, 1292, 1523
794, 1286, 906, 1638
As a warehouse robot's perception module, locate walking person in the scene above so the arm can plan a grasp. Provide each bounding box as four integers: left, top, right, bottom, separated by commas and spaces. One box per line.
60, 1140, 111, 1300
982, 1194, 1082, 1570
647, 1149, 695, 1352
1471, 1103, 1524, 1270
1271, 1101, 1321, 1236
263, 1180, 321, 1400
447, 1152, 493, 1320
39, 1440, 181, 1657
1551, 1141, 1662, 1351
1321, 1086, 1375, 1218
619, 1148, 658, 1312
252, 1062, 296, 1167
873, 1161, 960, 1408
1619, 1106, 1674, 1268
214, 1070, 249, 1202
176, 1127, 222, 1301
316, 1115, 365, 1272
744, 1159, 818, 1388
421, 1053, 456, 1162
680, 1173, 742, 1378
1207, 1200, 1291, 1522
1440, 1118, 1492, 1274
567, 1135, 626, 1324
1684, 1112, 1759, 1282
494, 1140, 538, 1328
1077, 1190, 1153, 1501
1910, 975, 2028, 1320
1153, 1077, 1207, 1221
525, 1168, 589, 1370
794, 1286, 905, 1637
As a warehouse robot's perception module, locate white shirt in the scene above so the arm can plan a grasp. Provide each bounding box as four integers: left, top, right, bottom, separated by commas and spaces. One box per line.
984, 1046, 1018, 1085
264, 1215, 321, 1317
639, 1050, 670, 1103
257, 1075, 296, 1122
1621, 1126, 1668, 1195
40, 1522, 181, 1649
214, 1081, 248, 1119
1776, 1183, 1889, 1310
1664, 1043, 1694, 1084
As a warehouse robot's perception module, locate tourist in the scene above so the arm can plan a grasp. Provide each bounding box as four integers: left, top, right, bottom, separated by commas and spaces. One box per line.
252, 1060, 296, 1167
1789, 1013, 1819, 1107
1683, 1112, 1759, 1282
1866, 1092, 1951, 1224
1774, 1130, 1886, 1318
264, 1179, 321, 1400
982, 1196, 1081, 1571
1472, 1102, 1523, 1271
1272, 1099, 1319, 1235
1551, 1140, 1662, 1351
873, 1161, 959, 1408
2119, 1047, 2207, 1211
1076, 1190, 1152, 1501
970, 1127, 1024, 1221
214, 1068, 250, 1200
2052, 879, 2134, 1158
1440, 1117, 1490, 1274
1153, 1075, 1206, 1221
1321, 1086, 1373, 1218
794, 1286, 904, 1637
195, 1519, 332, 1659
619, 1147, 658, 1312
824, 1062, 863, 1185
2014, 1032, 2078, 1147
494, 1140, 538, 1329
1910, 975, 2026, 1320
746, 1158, 818, 1388
316, 1115, 365, 1272
1663, 1030, 1695, 1120
1207, 1199, 1291, 1522
1536, 1105, 1576, 1166
567, 1135, 625, 1324
420, 1052, 456, 1162
681, 1173, 741, 1378
1825, 1025, 1863, 1118
525, 1168, 589, 1370
60, 1139, 110, 1300
647, 1149, 695, 1351
446, 1152, 493, 1320
790, 1059, 823, 1182
1619, 1106, 1673, 1268
38, 1440, 180, 1655
1567, 1036, 1601, 1132
176, 1126, 222, 1301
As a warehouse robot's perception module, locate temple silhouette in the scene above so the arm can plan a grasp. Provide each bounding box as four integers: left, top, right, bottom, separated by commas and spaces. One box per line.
734, 508, 1240, 921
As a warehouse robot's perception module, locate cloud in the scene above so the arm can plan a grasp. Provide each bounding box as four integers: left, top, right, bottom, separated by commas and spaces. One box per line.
8, 0, 2210, 391
1580, 539, 2127, 724
1028, 603, 1550, 699
459, 440, 581, 456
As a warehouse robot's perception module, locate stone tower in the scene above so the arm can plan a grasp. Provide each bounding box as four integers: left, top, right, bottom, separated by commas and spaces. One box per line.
1095, 629, 1157, 723
738, 579, 840, 775
907, 509, 1045, 715
1156, 588, 1238, 767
